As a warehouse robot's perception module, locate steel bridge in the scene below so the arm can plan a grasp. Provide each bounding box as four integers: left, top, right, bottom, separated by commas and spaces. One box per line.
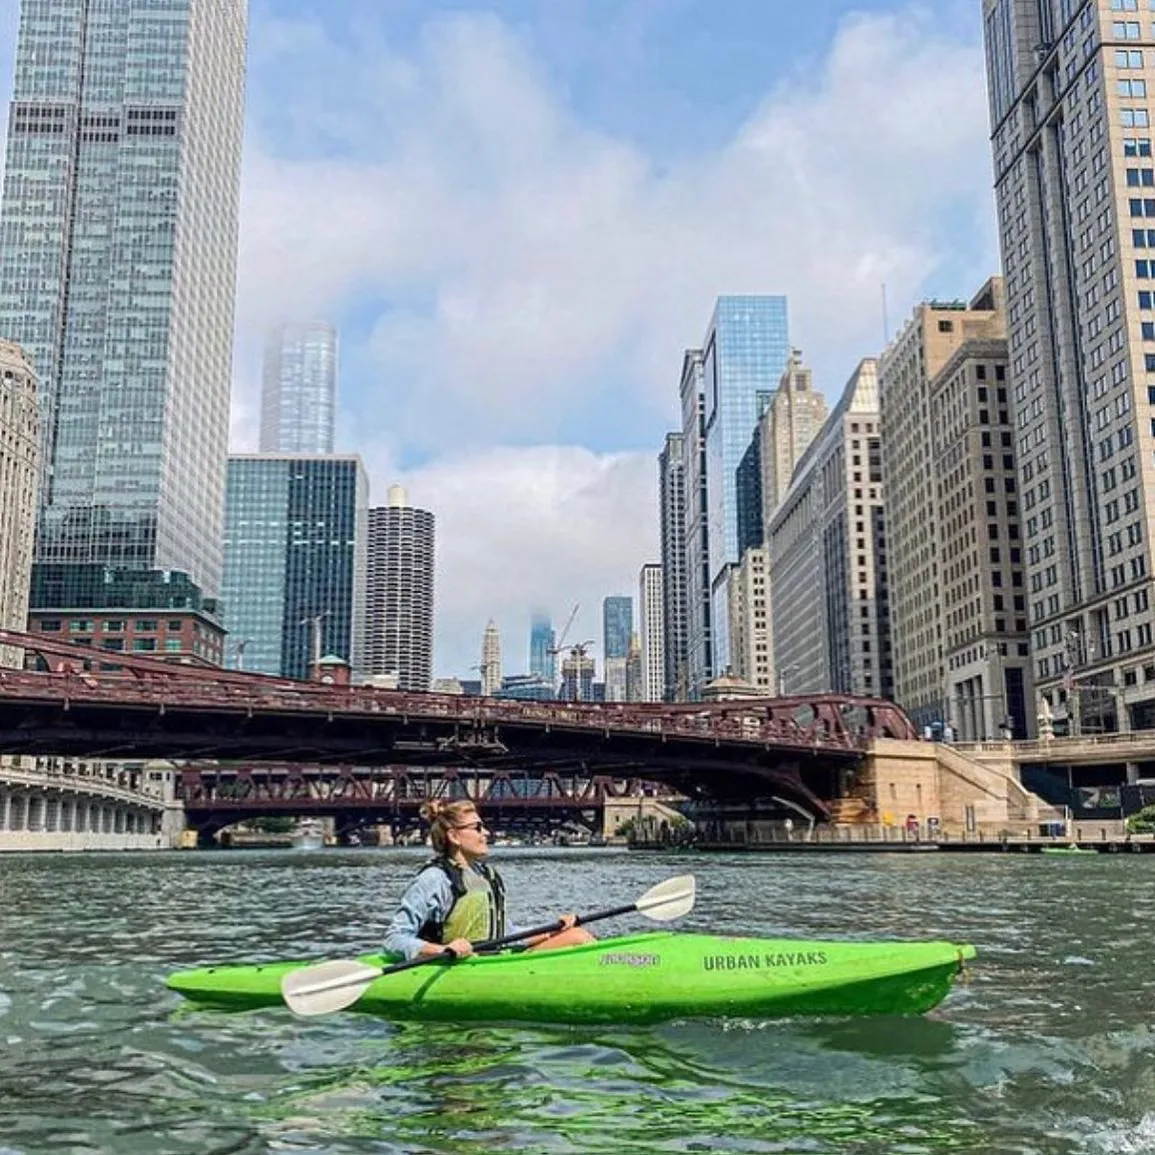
179, 763, 665, 842
0, 630, 917, 820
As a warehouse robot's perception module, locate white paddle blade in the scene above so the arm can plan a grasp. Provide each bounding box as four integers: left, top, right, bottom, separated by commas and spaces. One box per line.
281, 958, 383, 1017
635, 874, 695, 922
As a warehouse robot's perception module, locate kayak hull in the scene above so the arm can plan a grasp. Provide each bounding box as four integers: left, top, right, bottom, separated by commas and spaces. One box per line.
166, 932, 975, 1024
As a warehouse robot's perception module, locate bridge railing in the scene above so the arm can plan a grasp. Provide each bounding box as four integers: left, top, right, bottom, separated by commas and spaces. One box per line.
0, 667, 909, 752
0, 628, 918, 752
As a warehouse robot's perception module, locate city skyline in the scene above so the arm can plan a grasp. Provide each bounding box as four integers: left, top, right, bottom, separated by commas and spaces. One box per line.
0, 0, 999, 677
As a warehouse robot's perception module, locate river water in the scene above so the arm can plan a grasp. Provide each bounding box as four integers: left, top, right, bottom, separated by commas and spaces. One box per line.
2, 846, 1155, 1154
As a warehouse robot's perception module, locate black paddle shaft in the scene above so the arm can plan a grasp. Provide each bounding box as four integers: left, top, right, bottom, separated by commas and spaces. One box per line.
375, 900, 640, 979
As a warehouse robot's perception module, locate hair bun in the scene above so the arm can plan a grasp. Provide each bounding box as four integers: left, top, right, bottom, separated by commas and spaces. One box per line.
419, 799, 446, 823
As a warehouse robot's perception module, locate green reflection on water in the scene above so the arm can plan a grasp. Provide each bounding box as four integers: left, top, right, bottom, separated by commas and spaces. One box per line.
251, 1023, 984, 1154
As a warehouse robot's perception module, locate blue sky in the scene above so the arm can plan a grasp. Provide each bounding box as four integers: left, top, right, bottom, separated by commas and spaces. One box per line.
0, 0, 999, 679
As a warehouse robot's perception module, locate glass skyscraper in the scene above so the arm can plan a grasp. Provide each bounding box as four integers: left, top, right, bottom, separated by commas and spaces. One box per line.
221, 455, 368, 680
260, 323, 337, 454
528, 610, 555, 684
0, 0, 247, 600
603, 596, 633, 661
702, 296, 790, 672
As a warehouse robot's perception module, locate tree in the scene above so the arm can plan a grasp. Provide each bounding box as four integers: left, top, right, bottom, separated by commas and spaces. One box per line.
1126, 805, 1155, 835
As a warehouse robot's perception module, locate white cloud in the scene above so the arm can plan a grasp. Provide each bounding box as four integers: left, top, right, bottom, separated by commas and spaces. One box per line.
374, 446, 656, 677
231, 3, 998, 678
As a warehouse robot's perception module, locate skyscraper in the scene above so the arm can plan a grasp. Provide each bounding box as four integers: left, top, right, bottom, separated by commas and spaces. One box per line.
679, 351, 712, 696
221, 455, 367, 680
982, 1, 1155, 733
701, 297, 791, 673
658, 432, 688, 701
759, 351, 828, 528
260, 323, 338, 454
769, 360, 891, 699
602, 596, 633, 660
365, 485, 435, 692
529, 610, 556, 685
638, 563, 665, 703
879, 286, 1007, 729
480, 620, 502, 696
0, 1, 247, 599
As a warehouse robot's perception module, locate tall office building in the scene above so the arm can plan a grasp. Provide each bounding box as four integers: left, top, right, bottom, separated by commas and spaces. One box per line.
365, 485, 435, 692
480, 620, 502, 696
728, 547, 774, 693
679, 350, 712, 697
759, 351, 828, 528
260, 323, 338, 454
658, 432, 688, 701
982, 1, 1155, 732
638, 564, 665, 703
603, 596, 633, 660
221, 455, 367, 680
0, 341, 39, 667
769, 360, 891, 699
923, 288, 1033, 739
879, 287, 1007, 728
0, 1, 247, 600
602, 595, 633, 702
701, 297, 790, 674
529, 610, 556, 685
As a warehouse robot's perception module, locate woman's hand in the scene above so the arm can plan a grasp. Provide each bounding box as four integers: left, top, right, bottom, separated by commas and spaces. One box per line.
557, 913, 579, 931
445, 937, 474, 958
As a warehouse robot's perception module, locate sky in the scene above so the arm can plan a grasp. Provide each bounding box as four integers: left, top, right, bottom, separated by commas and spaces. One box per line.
0, 0, 1001, 680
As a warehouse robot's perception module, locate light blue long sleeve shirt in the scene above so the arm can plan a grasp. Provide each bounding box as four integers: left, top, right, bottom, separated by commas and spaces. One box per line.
383, 864, 520, 961
383, 868, 457, 961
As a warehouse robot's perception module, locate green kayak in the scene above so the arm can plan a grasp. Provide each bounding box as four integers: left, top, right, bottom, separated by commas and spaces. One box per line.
166, 931, 976, 1024
1041, 845, 1097, 856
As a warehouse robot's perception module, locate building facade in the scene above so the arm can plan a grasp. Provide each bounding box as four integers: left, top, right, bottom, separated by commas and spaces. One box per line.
728, 547, 774, 694
528, 610, 555, 686
0, 0, 247, 599
559, 653, 595, 701
768, 360, 891, 699
759, 350, 828, 528
221, 455, 367, 680
28, 567, 225, 666
679, 351, 712, 696
878, 288, 1006, 729
260, 322, 337, 454
603, 596, 633, 661
932, 327, 1033, 740
701, 297, 790, 674
658, 432, 688, 700
480, 620, 502, 696
983, 0, 1155, 733
364, 484, 435, 692
638, 563, 665, 703
0, 341, 39, 666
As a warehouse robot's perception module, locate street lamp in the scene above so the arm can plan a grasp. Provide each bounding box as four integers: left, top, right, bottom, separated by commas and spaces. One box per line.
777, 664, 801, 697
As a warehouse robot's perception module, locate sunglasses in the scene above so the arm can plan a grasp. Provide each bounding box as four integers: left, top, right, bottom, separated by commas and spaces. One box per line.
454, 820, 487, 833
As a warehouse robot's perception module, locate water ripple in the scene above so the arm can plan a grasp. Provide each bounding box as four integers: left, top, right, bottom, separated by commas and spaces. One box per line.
2, 847, 1154, 1152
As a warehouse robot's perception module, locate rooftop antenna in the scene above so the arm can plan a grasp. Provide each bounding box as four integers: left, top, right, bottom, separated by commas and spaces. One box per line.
881, 282, 890, 347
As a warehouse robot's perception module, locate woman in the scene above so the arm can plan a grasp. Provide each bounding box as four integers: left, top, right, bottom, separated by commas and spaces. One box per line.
384, 799, 597, 961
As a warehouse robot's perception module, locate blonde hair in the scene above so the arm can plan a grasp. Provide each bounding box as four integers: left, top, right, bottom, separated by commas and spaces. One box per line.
420, 799, 479, 854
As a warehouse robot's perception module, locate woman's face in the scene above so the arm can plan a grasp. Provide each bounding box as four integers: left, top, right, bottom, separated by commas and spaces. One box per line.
447, 808, 489, 859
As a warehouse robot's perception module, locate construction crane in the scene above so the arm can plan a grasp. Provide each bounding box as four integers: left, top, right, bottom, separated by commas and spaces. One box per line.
547, 605, 597, 701
547, 603, 580, 658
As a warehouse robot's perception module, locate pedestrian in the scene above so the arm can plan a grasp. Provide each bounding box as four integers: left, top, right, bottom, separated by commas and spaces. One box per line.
383, 799, 596, 961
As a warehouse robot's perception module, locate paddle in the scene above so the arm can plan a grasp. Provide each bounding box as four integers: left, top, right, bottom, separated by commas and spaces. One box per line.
281, 873, 696, 1017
